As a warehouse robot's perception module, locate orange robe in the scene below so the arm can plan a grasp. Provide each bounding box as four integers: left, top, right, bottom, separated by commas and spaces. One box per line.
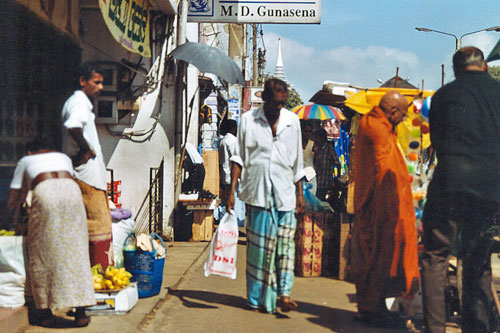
352, 106, 419, 312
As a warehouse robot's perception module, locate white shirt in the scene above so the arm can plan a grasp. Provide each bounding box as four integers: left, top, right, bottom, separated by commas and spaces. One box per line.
231, 106, 305, 211
303, 140, 315, 169
218, 132, 237, 185
303, 140, 316, 182
61, 90, 107, 191
10, 152, 74, 190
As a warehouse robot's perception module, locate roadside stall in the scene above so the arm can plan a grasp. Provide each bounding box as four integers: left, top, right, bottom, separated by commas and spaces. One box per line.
291, 102, 347, 277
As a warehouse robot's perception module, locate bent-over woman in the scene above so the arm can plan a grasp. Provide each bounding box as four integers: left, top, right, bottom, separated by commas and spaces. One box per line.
6, 139, 95, 327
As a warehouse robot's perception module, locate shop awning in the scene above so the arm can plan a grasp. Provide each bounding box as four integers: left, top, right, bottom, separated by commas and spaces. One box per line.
344, 88, 434, 115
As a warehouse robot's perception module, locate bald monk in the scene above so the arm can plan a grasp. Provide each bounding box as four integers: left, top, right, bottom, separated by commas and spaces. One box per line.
351, 91, 420, 328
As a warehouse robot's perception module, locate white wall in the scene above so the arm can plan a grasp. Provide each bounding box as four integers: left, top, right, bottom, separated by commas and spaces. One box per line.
80, 9, 179, 236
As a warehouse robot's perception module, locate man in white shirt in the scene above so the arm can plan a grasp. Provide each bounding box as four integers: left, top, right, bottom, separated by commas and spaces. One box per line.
215, 119, 245, 226
61, 62, 113, 269
228, 78, 305, 313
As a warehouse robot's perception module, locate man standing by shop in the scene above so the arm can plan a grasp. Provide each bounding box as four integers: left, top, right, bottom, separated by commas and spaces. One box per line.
352, 91, 420, 328
421, 47, 500, 333
62, 61, 113, 269
216, 119, 245, 227
227, 78, 305, 313
313, 128, 340, 201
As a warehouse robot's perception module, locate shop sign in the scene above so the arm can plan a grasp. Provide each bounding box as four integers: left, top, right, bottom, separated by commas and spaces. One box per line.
187, 0, 321, 24
228, 85, 241, 123
99, 0, 151, 57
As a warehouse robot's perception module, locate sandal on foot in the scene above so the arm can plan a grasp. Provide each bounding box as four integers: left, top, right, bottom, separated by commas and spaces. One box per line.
280, 296, 298, 312
74, 308, 91, 327
33, 309, 56, 327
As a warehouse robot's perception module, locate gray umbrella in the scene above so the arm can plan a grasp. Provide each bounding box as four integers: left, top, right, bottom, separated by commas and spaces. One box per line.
169, 42, 244, 85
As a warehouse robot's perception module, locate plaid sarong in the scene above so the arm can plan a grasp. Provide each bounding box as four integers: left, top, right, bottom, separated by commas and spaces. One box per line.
246, 194, 296, 313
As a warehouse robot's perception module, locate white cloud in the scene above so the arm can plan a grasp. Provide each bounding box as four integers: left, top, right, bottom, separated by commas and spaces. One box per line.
262, 32, 484, 102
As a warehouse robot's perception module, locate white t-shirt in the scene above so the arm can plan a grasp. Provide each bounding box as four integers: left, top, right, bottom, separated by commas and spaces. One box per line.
61, 90, 107, 191
218, 132, 237, 185
10, 152, 74, 190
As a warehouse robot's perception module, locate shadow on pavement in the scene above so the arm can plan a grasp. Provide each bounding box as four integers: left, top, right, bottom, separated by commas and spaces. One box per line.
166, 288, 407, 332
166, 288, 248, 311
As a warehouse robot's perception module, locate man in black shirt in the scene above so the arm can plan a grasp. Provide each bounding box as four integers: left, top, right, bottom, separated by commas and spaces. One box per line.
421, 47, 500, 333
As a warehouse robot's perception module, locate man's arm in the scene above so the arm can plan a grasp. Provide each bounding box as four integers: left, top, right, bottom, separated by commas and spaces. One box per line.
68, 128, 96, 167
226, 162, 242, 213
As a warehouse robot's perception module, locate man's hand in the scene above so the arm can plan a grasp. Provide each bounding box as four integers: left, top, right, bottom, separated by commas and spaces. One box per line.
295, 179, 305, 215
226, 162, 242, 215
295, 193, 305, 215
226, 191, 235, 214
72, 148, 96, 167
68, 128, 95, 167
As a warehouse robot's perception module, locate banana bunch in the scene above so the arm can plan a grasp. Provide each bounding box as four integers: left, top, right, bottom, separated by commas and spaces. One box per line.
0, 229, 16, 236
91, 264, 132, 290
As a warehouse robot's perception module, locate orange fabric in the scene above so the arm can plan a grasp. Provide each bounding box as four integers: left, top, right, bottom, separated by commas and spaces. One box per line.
352, 106, 419, 312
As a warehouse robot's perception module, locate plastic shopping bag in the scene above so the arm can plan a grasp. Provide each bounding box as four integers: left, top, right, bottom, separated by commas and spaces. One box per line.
0, 236, 28, 307
204, 213, 239, 279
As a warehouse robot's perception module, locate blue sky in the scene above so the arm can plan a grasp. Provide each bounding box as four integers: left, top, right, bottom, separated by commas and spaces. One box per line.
261, 1, 500, 101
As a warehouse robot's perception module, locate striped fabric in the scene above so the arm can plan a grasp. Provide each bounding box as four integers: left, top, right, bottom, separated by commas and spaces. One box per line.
246, 193, 297, 313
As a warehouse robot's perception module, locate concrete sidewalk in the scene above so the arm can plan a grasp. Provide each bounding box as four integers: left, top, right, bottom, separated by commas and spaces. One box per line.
15, 241, 210, 332
9, 234, 489, 332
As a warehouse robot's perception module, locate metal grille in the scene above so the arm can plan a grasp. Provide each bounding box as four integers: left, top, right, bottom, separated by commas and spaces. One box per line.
135, 159, 164, 235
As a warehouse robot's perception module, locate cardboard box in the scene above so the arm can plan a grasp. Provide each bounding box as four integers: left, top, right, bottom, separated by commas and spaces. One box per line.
295, 213, 325, 277
86, 283, 138, 315
321, 212, 341, 277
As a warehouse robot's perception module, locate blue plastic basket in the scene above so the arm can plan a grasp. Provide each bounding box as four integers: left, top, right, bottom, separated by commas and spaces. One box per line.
123, 233, 166, 298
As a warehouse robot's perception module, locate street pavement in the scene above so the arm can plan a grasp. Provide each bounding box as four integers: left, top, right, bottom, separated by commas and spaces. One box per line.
16, 232, 469, 332
140, 234, 460, 333
17, 242, 209, 332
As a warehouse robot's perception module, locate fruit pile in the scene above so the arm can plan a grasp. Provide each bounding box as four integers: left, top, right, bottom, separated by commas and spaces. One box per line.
91, 264, 132, 291
0, 229, 16, 236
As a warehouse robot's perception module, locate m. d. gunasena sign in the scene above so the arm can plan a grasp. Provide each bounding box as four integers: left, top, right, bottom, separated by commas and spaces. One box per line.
187, 0, 321, 24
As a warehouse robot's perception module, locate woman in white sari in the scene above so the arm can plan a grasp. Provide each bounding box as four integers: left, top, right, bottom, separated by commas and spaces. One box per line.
6, 138, 95, 327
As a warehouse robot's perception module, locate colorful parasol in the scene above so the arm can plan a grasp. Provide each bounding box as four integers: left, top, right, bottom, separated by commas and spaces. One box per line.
291, 103, 345, 121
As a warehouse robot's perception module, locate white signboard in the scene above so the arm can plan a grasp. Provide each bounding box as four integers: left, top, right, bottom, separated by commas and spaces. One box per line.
187, 0, 321, 24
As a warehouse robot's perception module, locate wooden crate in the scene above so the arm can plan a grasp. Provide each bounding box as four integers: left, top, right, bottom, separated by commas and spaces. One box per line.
191, 210, 214, 241
202, 150, 219, 197
179, 199, 216, 242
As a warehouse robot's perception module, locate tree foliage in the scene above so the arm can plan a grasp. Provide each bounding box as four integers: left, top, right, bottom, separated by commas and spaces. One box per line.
489, 65, 500, 81
260, 74, 303, 109
285, 85, 303, 110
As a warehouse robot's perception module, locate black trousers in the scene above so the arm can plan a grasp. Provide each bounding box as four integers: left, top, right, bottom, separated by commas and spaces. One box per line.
182, 164, 206, 193
421, 192, 500, 333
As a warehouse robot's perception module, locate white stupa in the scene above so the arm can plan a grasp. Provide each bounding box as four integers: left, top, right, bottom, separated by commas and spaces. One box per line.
273, 39, 288, 83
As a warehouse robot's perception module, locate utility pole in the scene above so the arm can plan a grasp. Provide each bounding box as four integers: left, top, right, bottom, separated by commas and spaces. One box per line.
174, 0, 188, 201
252, 24, 258, 87
242, 24, 247, 83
